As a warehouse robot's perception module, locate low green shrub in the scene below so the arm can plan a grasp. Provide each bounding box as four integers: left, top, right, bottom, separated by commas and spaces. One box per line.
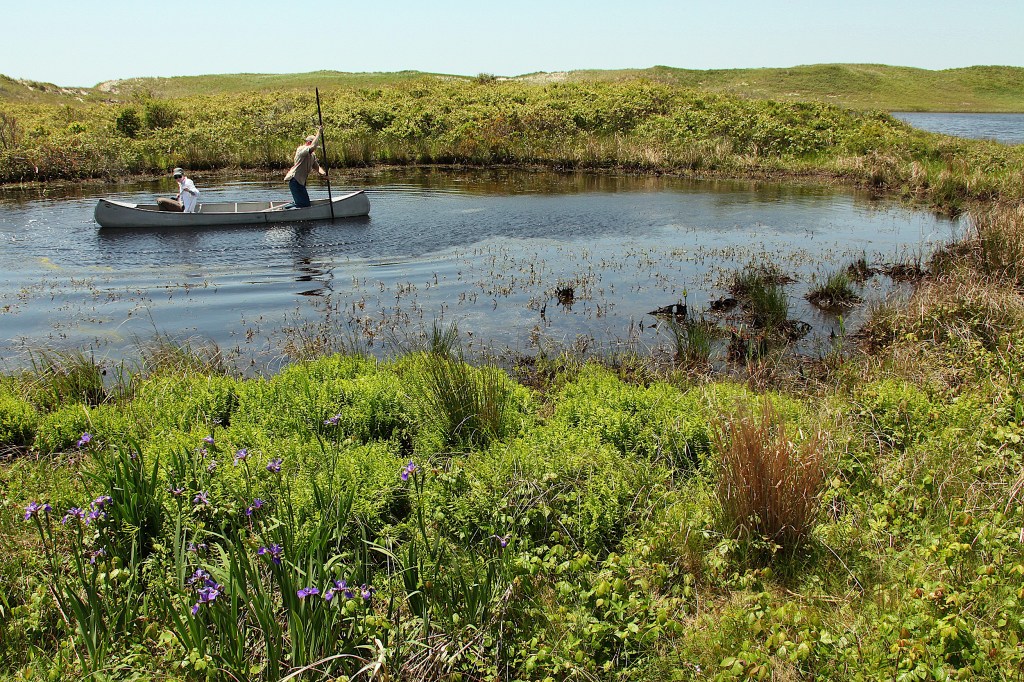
857, 378, 936, 451
550, 364, 712, 469
131, 372, 239, 435
33, 403, 91, 455
0, 389, 38, 447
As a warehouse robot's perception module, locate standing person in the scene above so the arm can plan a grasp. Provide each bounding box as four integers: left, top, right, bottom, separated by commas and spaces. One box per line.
173, 167, 200, 213
284, 126, 326, 208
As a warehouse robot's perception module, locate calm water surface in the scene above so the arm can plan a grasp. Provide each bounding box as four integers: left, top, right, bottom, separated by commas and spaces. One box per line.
0, 169, 959, 370
893, 112, 1024, 144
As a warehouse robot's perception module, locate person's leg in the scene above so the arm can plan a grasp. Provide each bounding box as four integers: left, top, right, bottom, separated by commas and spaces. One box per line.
288, 178, 311, 207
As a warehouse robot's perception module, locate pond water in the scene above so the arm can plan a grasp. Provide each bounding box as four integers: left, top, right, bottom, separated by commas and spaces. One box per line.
0, 169, 960, 371
892, 112, 1024, 145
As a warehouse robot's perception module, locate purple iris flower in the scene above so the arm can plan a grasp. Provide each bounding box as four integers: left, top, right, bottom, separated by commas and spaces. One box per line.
188, 568, 212, 585
206, 460, 218, 473
61, 507, 85, 524
77, 432, 92, 448
24, 501, 47, 521
266, 458, 283, 473
400, 460, 418, 482
245, 498, 265, 516
191, 583, 222, 615
360, 584, 375, 601
193, 491, 210, 506
324, 414, 341, 427
493, 534, 510, 548
297, 586, 320, 600
324, 579, 349, 601
233, 449, 249, 465
203, 435, 215, 445
257, 544, 283, 565
187, 542, 208, 554
92, 495, 112, 510
87, 547, 106, 565
170, 486, 186, 497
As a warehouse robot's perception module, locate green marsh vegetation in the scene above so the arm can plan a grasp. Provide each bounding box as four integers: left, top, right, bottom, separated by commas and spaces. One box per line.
4, 67, 1024, 679
1, 74, 1023, 213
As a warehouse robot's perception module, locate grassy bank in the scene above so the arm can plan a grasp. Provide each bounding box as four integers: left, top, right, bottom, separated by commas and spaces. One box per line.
6, 64, 1024, 112
4, 204, 1024, 679
1, 77, 1022, 211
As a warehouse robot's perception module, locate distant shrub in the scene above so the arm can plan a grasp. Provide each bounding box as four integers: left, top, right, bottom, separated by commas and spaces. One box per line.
115, 107, 142, 137
143, 99, 177, 129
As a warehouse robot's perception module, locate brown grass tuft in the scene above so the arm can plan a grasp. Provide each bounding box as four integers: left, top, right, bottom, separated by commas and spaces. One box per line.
715, 402, 826, 554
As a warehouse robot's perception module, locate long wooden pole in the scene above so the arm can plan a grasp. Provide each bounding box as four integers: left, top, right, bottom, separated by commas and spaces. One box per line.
315, 87, 335, 220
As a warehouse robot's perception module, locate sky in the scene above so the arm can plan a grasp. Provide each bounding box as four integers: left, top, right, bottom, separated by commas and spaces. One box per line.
4, 0, 1023, 87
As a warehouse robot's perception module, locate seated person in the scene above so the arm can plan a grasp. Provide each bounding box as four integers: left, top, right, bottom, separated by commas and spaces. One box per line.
157, 168, 200, 211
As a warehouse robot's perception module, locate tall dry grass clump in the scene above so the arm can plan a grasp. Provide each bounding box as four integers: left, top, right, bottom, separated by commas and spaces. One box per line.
715, 403, 826, 556
964, 203, 1024, 285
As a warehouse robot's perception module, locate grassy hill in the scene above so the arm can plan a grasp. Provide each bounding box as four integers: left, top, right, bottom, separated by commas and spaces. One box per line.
92, 70, 461, 98
2, 64, 1023, 111
559, 64, 1024, 112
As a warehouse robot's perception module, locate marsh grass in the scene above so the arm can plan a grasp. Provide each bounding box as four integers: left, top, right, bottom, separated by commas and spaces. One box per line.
715, 402, 826, 559
962, 203, 1024, 285
25, 349, 108, 409
746, 281, 790, 330
135, 335, 229, 378
413, 355, 516, 452
388, 320, 463, 358
806, 270, 862, 311
728, 263, 794, 331
845, 254, 876, 284
665, 315, 718, 367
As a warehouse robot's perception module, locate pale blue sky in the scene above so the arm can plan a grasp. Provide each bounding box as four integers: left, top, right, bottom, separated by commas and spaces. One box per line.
5, 0, 1023, 86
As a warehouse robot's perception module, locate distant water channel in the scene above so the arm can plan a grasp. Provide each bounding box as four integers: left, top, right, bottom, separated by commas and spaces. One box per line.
0, 169, 960, 371
892, 112, 1024, 145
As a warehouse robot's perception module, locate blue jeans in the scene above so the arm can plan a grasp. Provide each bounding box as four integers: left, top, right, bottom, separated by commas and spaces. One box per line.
288, 178, 311, 207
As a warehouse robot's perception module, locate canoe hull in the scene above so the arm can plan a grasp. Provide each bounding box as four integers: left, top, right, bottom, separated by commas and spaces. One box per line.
94, 191, 370, 228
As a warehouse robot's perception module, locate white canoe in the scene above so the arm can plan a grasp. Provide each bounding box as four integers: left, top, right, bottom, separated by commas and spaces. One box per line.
94, 191, 370, 228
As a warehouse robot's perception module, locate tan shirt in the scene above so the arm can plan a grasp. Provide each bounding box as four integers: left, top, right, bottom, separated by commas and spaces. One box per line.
284, 143, 321, 185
